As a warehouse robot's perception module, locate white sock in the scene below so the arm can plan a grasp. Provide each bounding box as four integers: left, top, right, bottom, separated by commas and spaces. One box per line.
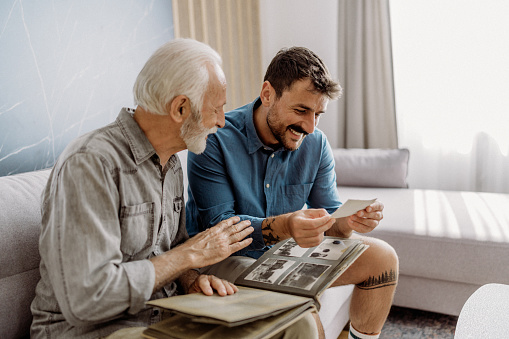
348, 324, 380, 339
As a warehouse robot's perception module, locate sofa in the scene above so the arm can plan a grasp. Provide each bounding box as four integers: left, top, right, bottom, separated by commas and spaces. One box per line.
2, 148, 509, 339
0, 156, 353, 339
332, 148, 509, 317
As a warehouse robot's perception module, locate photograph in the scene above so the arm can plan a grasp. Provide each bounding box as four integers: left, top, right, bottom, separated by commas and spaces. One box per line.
279, 262, 331, 290
273, 239, 308, 257
308, 238, 348, 261
244, 258, 295, 284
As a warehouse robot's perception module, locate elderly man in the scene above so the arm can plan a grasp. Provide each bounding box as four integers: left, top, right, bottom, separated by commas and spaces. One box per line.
186, 46, 399, 339
30, 39, 317, 339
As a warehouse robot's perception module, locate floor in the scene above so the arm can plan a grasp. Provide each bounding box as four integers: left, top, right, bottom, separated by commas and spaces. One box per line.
338, 306, 459, 339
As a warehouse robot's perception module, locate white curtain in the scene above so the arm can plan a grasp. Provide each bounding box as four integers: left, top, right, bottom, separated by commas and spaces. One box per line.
337, 0, 398, 149
391, 0, 509, 193
172, 0, 263, 112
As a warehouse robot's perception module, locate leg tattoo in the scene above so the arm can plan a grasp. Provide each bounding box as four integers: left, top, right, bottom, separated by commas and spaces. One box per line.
356, 269, 398, 290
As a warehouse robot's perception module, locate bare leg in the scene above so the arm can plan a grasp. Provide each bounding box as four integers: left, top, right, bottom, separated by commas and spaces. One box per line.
332, 235, 399, 334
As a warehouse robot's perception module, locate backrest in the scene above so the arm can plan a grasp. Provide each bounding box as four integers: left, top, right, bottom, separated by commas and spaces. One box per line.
0, 169, 51, 339
332, 148, 410, 188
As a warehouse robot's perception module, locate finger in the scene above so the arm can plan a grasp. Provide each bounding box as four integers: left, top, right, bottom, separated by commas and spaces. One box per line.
294, 232, 325, 248
197, 275, 214, 296
229, 281, 239, 294
218, 216, 241, 229
227, 220, 252, 235
299, 214, 334, 230
229, 225, 254, 244
294, 217, 335, 238
223, 280, 237, 295
209, 276, 228, 296
348, 216, 377, 233
364, 201, 384, 214
302, 208, 330, 218
355, 209, 383, 221
229, 237, 253, 253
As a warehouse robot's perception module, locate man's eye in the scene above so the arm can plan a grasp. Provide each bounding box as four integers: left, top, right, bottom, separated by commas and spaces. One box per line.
295, 109, 306, 114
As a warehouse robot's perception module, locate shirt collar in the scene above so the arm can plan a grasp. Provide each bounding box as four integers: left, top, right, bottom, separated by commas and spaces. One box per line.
117, 107, 157, 165
245, 98, 271, 154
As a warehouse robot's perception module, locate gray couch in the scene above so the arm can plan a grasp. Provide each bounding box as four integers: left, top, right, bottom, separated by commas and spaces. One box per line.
0, 160, 353, 339
332, 148, 509, 316
2, 148, 509, 339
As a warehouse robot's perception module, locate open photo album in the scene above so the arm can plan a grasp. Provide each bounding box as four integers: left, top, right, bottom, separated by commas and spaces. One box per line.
143, 236, 368, 339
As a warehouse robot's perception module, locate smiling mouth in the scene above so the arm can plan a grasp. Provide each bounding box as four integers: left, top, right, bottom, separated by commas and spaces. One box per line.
289, 127, 306, 138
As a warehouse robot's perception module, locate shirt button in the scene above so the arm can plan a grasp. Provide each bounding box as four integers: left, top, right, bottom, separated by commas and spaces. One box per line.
266, 183, 270, 188
271, 154, 275, 158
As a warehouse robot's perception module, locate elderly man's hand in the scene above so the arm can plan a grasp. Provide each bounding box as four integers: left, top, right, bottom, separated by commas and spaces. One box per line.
187, 274, 238, 296
183, 216, 253, 268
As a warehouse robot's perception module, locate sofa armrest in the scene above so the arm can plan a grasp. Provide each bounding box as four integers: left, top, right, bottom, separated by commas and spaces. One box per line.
332, 148, 409, 188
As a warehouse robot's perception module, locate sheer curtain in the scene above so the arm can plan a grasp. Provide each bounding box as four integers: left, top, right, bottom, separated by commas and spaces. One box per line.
390, 0, 509, 193
337, 0, 398, 149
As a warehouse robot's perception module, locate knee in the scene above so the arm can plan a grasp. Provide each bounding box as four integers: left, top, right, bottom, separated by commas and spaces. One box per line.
364, 237, 399, 274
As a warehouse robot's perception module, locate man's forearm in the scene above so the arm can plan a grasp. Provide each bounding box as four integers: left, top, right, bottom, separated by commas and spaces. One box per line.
261, 213, 292, 245
149, 246, 193, 293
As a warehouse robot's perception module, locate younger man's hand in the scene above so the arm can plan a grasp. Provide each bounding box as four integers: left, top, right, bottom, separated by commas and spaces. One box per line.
346, 201, 384, 233
286, 209, 335, 248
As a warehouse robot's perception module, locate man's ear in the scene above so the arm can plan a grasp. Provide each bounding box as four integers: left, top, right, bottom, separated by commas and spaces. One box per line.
168, 95, 191, 123
260, 81, 275, 107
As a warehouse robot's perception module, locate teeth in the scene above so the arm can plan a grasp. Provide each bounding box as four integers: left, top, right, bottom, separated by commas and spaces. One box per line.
289, 127, 303, 136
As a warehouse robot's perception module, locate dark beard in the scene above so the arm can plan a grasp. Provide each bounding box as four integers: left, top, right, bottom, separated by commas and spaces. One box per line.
266, 109, 307, 151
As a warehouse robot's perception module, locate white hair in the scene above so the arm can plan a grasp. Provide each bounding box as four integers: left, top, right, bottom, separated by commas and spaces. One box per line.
133, 38, 222, 116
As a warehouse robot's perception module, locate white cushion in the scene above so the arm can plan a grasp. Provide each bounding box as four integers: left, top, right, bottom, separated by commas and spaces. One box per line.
338, 186, 509, 286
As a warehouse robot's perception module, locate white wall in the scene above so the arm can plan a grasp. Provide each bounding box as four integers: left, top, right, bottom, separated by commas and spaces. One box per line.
259, 0, 340, 147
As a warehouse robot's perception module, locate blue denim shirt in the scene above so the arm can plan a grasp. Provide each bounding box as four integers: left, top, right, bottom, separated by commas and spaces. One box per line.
186, 98, 342, 258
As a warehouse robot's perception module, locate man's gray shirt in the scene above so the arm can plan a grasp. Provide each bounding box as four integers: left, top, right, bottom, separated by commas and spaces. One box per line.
31, 108, 188, 338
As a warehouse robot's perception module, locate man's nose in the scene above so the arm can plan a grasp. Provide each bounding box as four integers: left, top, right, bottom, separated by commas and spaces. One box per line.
216, 108, 225, 128
302, 113, 316, 135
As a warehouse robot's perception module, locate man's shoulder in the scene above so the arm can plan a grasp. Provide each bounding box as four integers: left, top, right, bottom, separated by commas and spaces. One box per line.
224, 102, 252, 129
56, 121, 127, 169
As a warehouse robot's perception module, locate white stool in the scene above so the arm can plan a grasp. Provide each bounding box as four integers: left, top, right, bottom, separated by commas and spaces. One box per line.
454, 283, 509, 338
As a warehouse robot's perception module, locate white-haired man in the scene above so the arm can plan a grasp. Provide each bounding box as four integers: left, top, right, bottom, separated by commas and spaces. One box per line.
30, 39, 317, 339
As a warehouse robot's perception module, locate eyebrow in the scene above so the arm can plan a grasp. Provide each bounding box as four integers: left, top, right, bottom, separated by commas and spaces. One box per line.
293, 104, 326, 114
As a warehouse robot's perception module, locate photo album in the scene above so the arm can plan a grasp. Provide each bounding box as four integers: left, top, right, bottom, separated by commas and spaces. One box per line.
143, 236, 368, 339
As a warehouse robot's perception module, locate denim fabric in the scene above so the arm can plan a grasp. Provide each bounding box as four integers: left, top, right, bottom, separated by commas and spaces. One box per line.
186, 98, 342, 259
31, 108, 187, 338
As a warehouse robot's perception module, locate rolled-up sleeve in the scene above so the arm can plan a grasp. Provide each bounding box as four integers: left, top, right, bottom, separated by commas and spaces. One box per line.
40, 153, 154, 326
